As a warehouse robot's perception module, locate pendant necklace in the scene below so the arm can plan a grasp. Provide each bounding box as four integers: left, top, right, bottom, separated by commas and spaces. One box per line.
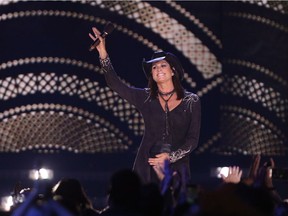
158, 89, 175, 142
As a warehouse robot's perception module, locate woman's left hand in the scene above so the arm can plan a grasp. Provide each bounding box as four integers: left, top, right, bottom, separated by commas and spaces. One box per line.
148, 153, 169, 166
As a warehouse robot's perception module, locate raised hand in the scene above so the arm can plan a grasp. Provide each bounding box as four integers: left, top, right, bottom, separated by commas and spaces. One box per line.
88, 27, 108, 59
221, 166, 243, 184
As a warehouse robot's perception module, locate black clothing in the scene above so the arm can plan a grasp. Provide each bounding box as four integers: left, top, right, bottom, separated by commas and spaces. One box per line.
100, 57, 201, 184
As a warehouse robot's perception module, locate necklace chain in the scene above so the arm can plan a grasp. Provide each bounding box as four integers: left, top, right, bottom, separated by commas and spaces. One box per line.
158, 89, 175, 97
158, 91, 175, 113
158, 90, 175, 140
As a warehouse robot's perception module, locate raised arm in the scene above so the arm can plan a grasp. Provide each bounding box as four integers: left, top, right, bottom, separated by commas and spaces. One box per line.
89, 27, 147, 108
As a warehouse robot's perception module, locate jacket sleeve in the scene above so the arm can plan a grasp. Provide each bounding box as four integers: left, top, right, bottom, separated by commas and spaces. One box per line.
169, 94, 201, 163
100, 56, 147, 109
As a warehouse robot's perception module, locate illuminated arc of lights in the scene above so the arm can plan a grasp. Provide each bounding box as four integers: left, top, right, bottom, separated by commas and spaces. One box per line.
226, 59, 288, 87
195, 132, 221, 154
166, 0, 222, 48
222, 75, 288, 122
240, 0, 288, 15
0, 10, 197, 89
221, 105, 286, 141
226, 12, 288, 33
85, 0, 221, 79
0, 70, 143, 135
0, 106, 132, 153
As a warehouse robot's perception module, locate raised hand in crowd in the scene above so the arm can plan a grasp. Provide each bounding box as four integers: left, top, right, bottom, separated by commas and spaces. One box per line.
12, 179, 73, 216
242, 154, 283, 205
242, 154, 273, 188
221, 166, 243, 184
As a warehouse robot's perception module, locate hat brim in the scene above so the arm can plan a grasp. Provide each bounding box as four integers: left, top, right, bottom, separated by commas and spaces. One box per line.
142, 53, 184, 80
145, 56, 166, 64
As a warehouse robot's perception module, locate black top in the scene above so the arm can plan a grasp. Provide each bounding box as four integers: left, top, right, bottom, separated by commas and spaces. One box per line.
100, 56, 201, 184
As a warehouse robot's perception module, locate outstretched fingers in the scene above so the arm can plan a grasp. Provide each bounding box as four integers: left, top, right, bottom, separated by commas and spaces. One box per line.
89, 27, 101, 41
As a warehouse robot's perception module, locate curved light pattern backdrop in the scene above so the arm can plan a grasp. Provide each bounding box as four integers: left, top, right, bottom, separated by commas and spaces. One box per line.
0, 1, 287, 156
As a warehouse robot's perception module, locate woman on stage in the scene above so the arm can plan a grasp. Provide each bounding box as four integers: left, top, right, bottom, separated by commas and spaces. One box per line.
89, 27, 201, 185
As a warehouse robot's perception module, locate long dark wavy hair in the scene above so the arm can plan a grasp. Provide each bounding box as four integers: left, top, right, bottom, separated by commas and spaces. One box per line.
147, 62, 185, 100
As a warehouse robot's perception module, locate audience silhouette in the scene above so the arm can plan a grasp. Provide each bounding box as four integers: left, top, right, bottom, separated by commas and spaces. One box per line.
2, 155, 287, 216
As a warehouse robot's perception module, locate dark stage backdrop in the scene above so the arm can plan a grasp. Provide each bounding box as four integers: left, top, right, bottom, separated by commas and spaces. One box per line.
0, 0, 287, 207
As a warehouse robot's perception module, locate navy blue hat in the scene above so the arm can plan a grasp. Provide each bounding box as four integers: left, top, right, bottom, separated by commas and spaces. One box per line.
142, 51, 184, 80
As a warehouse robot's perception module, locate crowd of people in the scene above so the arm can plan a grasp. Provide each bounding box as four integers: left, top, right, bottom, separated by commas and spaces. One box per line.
1, 154, 287, 216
